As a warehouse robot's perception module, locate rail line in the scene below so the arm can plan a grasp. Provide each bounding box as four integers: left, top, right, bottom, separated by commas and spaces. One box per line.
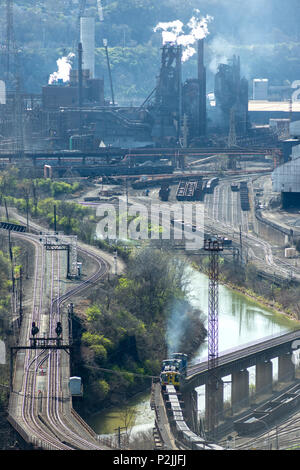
8, 232, 111, 450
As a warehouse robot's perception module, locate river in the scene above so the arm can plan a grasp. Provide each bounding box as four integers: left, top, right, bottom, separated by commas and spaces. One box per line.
86, 269, 298, 437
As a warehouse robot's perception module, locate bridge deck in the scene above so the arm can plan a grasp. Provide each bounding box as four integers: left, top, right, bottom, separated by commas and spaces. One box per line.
187, 329, 300, 386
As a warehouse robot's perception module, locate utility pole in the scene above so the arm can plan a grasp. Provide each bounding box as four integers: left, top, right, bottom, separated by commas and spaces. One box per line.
8, 229, 15, 293
204, 238, 223, 437
239, 225, 243, 264
54, 204, 57, 232
114, 426, 126, 449
26, 195, 29, 232
125, 178, 129, 206
113, 250, 118, 275
4, 198, 9, 222
19, 266, 23, 326
103, 39, 115, 106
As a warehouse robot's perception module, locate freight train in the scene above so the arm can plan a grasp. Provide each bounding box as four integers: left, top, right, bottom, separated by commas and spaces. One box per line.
234, 382, 300, 436
239, 181, 250, 211
175, 179, 203, 201
160, 353, 188, 390
163, 384, 224, 450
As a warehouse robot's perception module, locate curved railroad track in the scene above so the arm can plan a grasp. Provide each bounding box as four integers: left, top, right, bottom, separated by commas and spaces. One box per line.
8, 231, 112, 450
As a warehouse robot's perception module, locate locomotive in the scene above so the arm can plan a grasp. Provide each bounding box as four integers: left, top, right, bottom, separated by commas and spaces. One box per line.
160, 352, 188, 390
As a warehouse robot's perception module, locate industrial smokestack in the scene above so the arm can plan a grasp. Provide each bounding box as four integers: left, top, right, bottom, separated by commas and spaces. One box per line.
80, 16, 95, 79
78, 42, 83, 108
198, 39, 206, 136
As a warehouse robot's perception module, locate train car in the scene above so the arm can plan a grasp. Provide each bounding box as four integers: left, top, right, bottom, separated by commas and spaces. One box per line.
160, 370, 182, 389
159, 183, 170, 201
194, 180, 203, 201
160, 353, 188, 390
181, 430, 207, 450
206, 443, 225, 450
231, 183, 239, 192
69, 376, 83, 396
176, 181, 187, 201
165, 385, 177, 395
174, 420, 190, 436
205, 177, 219, 194
171, 353, 188, 375
83, 196, 101, 202
170, 411, 185, 421
185, 181, 197, 201
239, 181, 250, 211
220, 237, 232, 247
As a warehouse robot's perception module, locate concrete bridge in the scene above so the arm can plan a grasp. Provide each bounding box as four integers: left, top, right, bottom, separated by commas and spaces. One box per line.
181, 330, 300, 434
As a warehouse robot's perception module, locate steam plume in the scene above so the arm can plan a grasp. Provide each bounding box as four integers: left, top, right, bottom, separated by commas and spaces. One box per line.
48, 53, 75, 84
154, 10, 213, 62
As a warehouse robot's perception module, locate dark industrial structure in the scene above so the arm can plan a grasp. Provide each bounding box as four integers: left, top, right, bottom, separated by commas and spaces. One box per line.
214, 55, 249, 136
0, 2, 287, 177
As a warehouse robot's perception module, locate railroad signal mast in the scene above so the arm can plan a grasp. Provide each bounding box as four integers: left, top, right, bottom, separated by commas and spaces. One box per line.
204, 238, 223, 436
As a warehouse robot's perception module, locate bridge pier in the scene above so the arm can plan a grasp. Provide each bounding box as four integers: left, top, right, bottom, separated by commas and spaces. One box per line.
278, 353, 295, 383
205, 378, 224, 432
256, 360, 273, 397
182, 389, 198, 433
231, 369, 249, 413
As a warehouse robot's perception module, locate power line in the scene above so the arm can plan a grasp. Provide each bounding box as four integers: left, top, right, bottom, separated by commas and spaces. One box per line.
85, 364, 158, 379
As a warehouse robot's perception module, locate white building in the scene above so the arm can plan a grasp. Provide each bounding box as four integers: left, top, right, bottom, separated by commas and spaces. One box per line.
253, 79, 269, 100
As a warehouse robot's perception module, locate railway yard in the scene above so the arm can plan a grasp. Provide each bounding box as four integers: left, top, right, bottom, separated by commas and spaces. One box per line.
1, 0, 300, 456
2, 153, 300, 452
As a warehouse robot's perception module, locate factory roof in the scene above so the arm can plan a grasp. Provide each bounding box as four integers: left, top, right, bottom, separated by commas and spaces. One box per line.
249, 100, 300, 112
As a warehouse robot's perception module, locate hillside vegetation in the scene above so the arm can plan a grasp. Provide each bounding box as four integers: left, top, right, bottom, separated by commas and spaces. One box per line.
73, 245, 207, 411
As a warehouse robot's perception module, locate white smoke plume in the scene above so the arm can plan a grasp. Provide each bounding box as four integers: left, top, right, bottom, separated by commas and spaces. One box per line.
154, 10, 213, 62
208, 36, 236, 73
97, 0, 104, 22
48, 53, 75, 84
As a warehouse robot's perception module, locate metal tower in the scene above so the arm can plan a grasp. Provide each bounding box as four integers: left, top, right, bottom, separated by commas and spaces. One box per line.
204, 238, 223, 435
227, 107, 237, 148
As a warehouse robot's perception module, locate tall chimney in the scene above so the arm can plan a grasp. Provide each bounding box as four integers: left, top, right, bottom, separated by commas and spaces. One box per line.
80, 17, 95, 78
78, 42, 83, 108
198, 39, 206, 136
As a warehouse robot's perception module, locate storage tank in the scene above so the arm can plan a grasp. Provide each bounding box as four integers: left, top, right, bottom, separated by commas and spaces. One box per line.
69, 376, 82, 396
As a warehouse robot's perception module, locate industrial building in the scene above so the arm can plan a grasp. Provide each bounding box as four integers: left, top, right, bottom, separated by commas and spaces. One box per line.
272, 140, 300, 208
253, 79, 269, 100
0, 4, 294, 158
212, 55, 249, 136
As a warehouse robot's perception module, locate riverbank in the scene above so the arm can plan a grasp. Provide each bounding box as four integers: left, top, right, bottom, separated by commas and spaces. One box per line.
221, 279, 300, 327
191, 257, 300, 329
85, 265, 298, 438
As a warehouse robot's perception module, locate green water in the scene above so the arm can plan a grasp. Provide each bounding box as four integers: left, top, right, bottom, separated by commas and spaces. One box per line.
86, 269, 299, 435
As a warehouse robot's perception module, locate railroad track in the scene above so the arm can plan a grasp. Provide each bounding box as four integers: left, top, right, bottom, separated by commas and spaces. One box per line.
204, 178, 300, 281
8, 232, 111, 450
